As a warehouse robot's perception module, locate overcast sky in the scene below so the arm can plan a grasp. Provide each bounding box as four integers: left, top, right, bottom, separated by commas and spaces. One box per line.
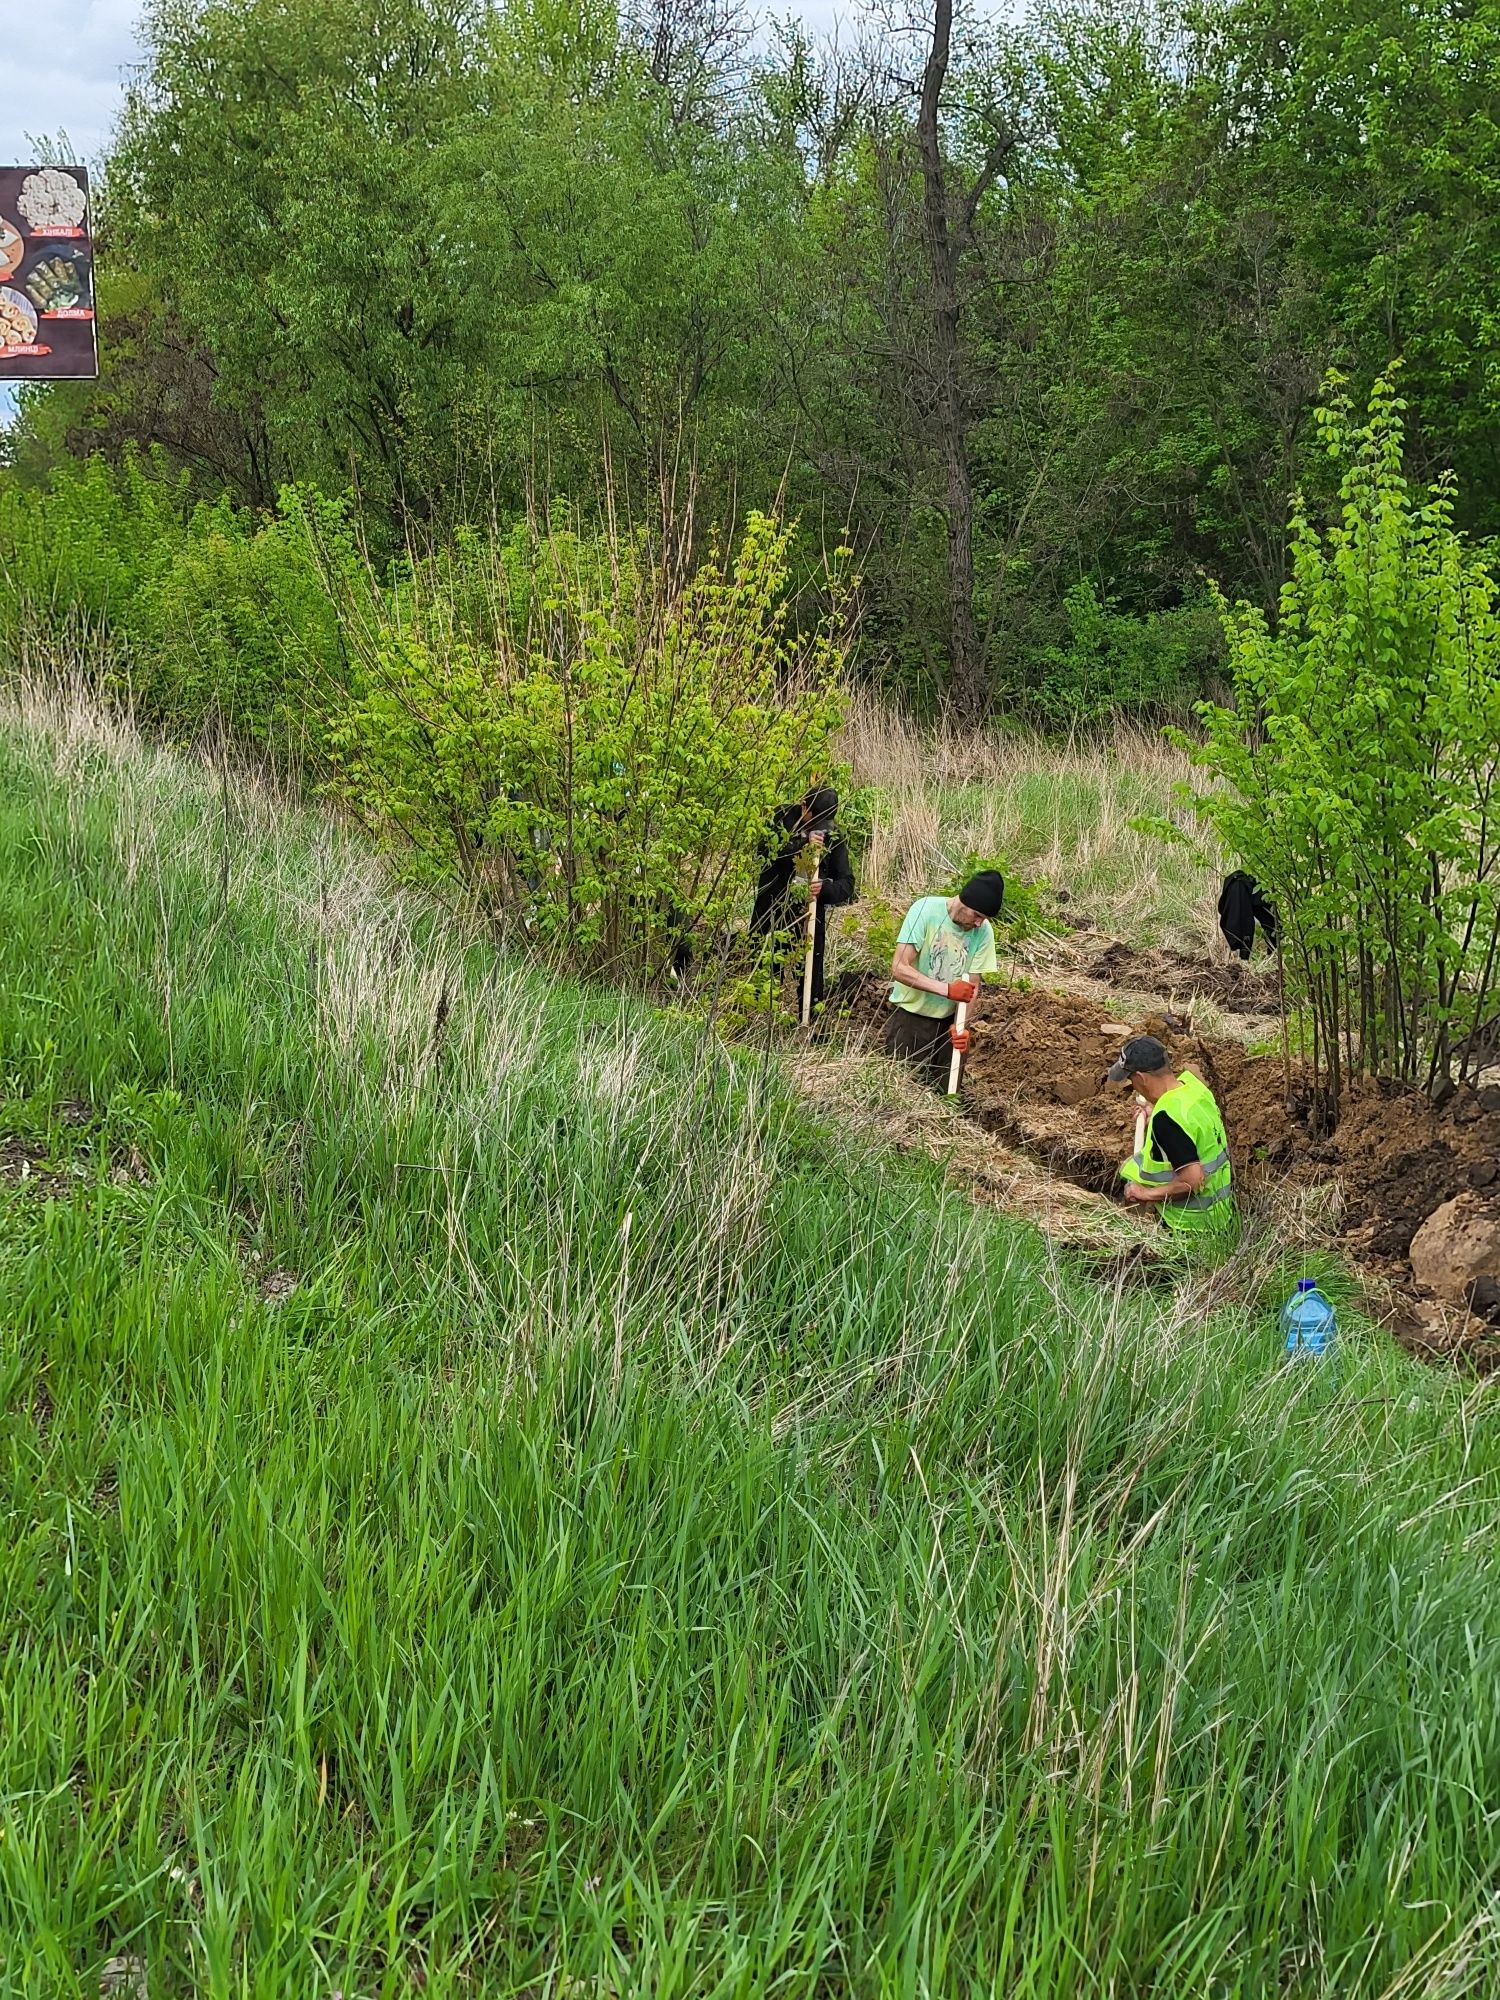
5, 0, 139, 171
6, 0, 890, 171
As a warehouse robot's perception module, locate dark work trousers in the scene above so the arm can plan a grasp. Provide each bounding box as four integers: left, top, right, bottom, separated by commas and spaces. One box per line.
752, 886, 827, 1006
884, 1006, 954, 1087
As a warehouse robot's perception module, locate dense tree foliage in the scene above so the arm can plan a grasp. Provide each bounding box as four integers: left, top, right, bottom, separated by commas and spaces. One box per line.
8, 0, 1500, 716
1184, 378, 1500, 1109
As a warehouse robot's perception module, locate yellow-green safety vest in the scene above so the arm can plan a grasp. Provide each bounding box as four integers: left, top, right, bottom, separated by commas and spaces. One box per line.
1119, 1071, 1234, 1233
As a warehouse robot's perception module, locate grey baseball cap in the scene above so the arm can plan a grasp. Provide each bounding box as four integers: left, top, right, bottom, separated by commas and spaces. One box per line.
1106, 1035, 1170, 1082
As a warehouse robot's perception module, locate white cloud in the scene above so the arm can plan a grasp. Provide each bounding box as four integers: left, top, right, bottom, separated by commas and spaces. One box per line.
1, 0, 140, 169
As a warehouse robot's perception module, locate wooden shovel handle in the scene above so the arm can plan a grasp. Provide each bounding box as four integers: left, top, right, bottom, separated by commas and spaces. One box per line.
800, 865, 820, 1028
946, 997, 969, 1096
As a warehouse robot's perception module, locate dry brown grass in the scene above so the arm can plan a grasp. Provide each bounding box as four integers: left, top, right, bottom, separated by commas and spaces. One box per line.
787, 1044, 1143, 1253
838, 687, 1224, 953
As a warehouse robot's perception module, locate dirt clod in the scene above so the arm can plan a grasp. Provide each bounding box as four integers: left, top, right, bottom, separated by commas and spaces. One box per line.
1409, 1195, 1500, 1305
1055, 1071, 1101, 1107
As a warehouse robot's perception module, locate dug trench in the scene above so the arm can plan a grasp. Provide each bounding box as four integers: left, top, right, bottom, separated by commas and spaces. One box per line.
816, 970, 1500, 1371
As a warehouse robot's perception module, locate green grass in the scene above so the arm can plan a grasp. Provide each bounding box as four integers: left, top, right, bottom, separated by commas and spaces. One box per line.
3, 703, 1500, 1997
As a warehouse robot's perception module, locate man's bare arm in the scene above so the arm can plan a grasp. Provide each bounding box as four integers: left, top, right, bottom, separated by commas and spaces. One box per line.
1124, 1160, 1207, 1205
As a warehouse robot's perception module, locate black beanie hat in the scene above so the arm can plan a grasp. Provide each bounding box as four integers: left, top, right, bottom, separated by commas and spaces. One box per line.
958, 870, 1005, 919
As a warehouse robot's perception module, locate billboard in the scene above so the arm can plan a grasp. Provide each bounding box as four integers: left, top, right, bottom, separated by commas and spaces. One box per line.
0, 165, 98, 382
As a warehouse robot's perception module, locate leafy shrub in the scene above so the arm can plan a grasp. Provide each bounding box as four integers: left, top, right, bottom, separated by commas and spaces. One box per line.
855, 893, 904, 975
1181, 374, 1500, 1108
137, 487, 357, 751
698, 965, 783, 1040
0, 453, 355, 752
1026, 579, 1223, 729
0, 448, 190, 639
326, 513, 852, 983
834, 781, 880, 860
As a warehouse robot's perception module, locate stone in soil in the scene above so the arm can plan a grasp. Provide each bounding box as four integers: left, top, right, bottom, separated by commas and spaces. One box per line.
1409, 1194, 1500, 1306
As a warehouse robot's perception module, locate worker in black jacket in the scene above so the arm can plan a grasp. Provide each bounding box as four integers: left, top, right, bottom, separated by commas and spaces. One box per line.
750, 786, 857, 1012
1218, 871, 1279, 959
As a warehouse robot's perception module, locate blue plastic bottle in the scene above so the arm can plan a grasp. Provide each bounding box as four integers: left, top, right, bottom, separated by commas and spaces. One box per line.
1282, 1278, 1337, 1380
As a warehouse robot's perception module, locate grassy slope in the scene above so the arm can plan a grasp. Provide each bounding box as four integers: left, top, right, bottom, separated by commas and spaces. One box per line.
2, 701, 1499, 1999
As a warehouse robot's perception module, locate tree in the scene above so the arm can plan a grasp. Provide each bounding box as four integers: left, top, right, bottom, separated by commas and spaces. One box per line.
1186, 377, 1500, 1111
104, 0, 492, 525
456, 0, 803, 530
914, 0, 1017, 717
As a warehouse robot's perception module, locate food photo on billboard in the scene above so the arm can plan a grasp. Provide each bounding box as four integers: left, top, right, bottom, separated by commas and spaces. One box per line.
0, 164, 98, 381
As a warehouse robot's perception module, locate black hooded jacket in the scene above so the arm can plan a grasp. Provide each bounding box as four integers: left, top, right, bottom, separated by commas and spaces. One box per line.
750, 803, 857, 1006
1218, 871, 1279, 959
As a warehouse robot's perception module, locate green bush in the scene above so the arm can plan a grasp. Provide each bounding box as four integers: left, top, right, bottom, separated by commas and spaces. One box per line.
0, 448, 190, 638
1026, 579, 1223, 729
137, 487, 357, 751
832, 780, 879, 859
326, 512, 852, 982
1181, 373, 1500, 1107
0, 454, 355, 752
0, 459, 858, 994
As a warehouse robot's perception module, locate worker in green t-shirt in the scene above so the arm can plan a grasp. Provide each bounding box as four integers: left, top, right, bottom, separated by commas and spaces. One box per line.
883, 872, 1003, 1085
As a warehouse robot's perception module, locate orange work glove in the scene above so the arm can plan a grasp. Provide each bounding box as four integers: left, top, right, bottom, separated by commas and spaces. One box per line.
946, 978, 979, 1002
949, 1027, 972, 1052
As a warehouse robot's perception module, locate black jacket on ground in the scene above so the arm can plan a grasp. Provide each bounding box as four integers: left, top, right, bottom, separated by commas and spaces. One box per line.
750, 804, 857, 1007
1218, 871, 1279, 959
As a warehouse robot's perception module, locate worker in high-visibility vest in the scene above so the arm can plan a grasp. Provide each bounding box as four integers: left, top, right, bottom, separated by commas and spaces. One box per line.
1106, 1035, 1235, 1240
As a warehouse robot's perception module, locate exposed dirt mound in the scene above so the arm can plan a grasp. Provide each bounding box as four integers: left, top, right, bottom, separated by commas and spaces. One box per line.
817, 972, 1500, 1367
1080, 939, 1282, 1016
788, 1048, 1148, 1261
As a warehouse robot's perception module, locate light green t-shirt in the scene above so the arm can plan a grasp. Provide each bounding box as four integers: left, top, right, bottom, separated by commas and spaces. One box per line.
889, 895, 999, 1017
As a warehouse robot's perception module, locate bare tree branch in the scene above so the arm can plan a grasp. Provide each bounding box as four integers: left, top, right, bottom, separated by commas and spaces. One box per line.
955, 118, 1019, 253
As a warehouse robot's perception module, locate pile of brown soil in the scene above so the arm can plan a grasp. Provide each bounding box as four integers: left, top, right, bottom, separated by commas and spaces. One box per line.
1080, 939, 1281, 1017
787, 1048, 1147, 1260
817, 971, 1500, 1367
